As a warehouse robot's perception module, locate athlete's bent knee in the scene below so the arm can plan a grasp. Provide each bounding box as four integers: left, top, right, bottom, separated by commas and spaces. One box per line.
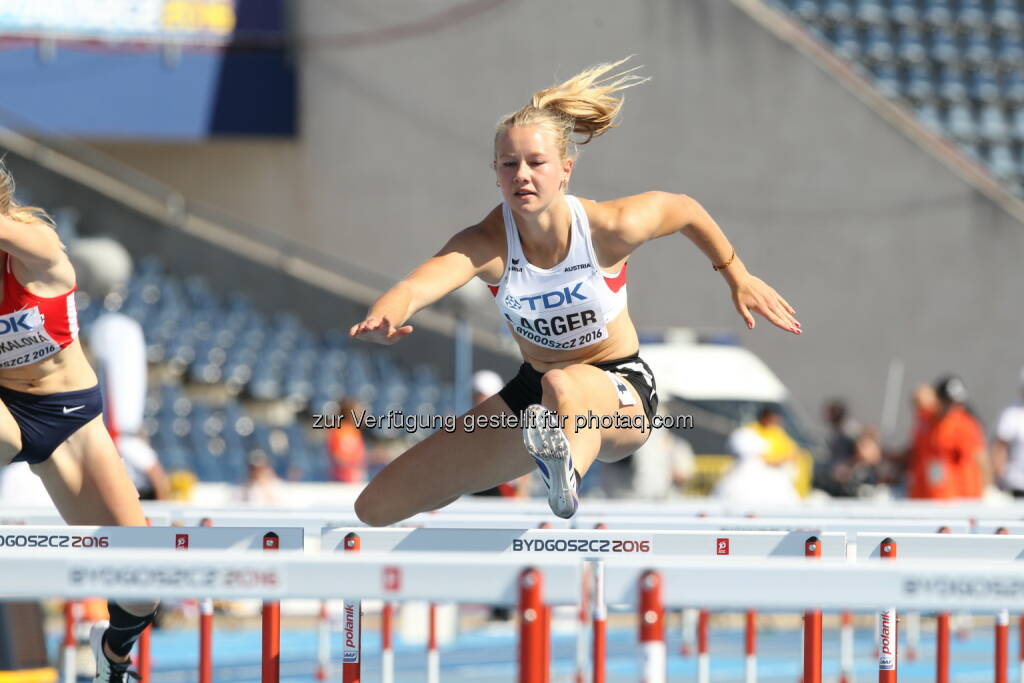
541, 368, 576, 403
354, 490, 393, 527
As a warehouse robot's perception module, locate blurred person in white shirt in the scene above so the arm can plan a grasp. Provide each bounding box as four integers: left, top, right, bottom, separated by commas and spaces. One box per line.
72, 237, 169, 500
714, 425, 799, 504
993, 368, 1024, 497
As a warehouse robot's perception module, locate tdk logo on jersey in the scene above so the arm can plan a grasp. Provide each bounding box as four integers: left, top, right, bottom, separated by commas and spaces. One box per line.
0, 313, 33, 334
504, 294, 522, 311
521, 284, 587, 310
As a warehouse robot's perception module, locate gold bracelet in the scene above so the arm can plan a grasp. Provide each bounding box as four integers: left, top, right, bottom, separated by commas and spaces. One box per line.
712, 249, 736, 271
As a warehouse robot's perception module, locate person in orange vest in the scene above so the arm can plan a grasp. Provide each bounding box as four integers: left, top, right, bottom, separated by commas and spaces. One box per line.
326, 397, 367, 483
913, 376, 987, 499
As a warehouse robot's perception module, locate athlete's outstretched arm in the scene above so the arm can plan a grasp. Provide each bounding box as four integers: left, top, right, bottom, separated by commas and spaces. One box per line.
601, 191, 801, 334
0, 214, 64, 266
350, 224, 501, 345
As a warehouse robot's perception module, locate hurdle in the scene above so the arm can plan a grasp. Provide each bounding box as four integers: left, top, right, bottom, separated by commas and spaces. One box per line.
322, 526, 846, 683
858, 531, 1024, 682
0, 525, 301, 683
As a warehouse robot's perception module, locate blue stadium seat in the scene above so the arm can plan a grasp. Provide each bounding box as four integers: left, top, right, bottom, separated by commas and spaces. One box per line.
945, 103, 978, 143
831, 23, 862, 59
995, 32, 1024, 68
968, 66, 1000, 103
790, 0, 823, 23
1011, 106, 1024, 142
1003, 72, 1024, 105
854, 0, 886, 26
871, 63, 901, 98
955, 0, 987, 30
937, 63, 969, 102
890, 0, 922, 27
915, 103, 945, 134
978, 103, 1011, 143
896, 25, 927, 63
992, 0, 1021, 32
985, 144, 1017, 182
963, 29, 994, 66
864, 25, 895, 62
923, 0, 954, 28
905, 63, 936, 101
929, 26, 960, 64
824, 0, 853, 24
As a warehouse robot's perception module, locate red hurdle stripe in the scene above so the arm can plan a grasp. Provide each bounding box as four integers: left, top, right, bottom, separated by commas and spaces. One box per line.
803, 536, 822, 683
343, 532, 361, 683
638, 570, 665, 683
262, 531, 281, 683
878, 538, 897, 683
519, 568, 544, 683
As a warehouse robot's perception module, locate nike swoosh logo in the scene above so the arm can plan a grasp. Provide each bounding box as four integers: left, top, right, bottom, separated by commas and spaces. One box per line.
62, 405, 85, 414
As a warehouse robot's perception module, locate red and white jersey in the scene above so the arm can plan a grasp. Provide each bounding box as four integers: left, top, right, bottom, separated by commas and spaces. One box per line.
486, 195, 627, 351
0, 252, 78, 369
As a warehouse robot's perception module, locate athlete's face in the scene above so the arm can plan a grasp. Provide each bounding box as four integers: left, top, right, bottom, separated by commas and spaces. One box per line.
494, 126, 573, 213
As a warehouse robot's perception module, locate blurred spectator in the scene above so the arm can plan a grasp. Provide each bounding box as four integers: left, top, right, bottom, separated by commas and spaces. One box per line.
905, 384, 940, 498
632, 417, 695, 499
818, 399, 884, 497
714, 425, 799, 504
601, 412, 694, 499
910, 376, 986, 499
993, 368, 1024, 497
747, 405, 799, 466
71, 237, 170, 499
326, 397, 367, 483
241, 451, 283, 505
470, 369, 531, 498
823, 399, 861, 465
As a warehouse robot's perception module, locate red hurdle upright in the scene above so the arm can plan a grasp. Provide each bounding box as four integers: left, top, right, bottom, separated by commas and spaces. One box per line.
878, 538, 897, 683
62, 601, 79, 683
519, 567, 545, 683
744, 610, 756, 683
427, 603, 440, 683
935, 525, 951, 683
343, 532, 362, 683
638, 570, 665, 683
262, 532, 281, 683
697, 610, 709, 683
803, 536, 822, 683
381, 602, 394, 683
592, 560, 606, 683
199, 517, 214, 683
996, 526, 1010, 683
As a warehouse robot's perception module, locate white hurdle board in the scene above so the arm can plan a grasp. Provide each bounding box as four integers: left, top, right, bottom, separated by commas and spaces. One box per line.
600, 557, 1024, 612
0, 525, 304, 551
322, 528, 847, 558
572, 516, 970, 535
0, 549, 582, 605
856, 532, 1024, 561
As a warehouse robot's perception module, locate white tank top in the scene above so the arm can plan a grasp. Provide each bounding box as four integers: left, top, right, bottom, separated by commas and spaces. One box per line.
486, 195, 628, 351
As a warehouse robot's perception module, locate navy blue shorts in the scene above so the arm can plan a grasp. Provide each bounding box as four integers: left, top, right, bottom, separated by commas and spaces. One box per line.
497, 353, 659, 422
0, 384, 104, 464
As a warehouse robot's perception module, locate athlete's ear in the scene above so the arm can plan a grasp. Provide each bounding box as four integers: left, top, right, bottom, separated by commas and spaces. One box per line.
562, 157, 574, 183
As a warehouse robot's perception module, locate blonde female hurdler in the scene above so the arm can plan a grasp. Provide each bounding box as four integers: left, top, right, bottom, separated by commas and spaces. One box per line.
0, 163, 157, 682
351, 58, 800, 523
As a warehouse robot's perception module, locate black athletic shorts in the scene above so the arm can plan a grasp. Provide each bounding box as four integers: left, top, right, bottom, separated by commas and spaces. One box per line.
497, 352, 658, 422
0, 384, 104, 464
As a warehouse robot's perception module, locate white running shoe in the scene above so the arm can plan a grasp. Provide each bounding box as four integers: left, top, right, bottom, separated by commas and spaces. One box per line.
89, 621, 139, 682
522, 404, 579, 518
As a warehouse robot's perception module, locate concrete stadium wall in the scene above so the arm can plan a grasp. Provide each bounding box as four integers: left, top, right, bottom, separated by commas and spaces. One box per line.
90, 0, 1024, 442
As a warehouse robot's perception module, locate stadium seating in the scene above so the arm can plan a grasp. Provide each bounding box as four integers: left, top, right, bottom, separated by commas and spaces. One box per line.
80, 257, 455, 485
770, 0, 1024, 196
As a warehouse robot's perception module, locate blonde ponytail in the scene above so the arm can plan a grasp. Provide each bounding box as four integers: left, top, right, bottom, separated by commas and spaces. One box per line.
0, 160, 53, 226
495, 56, 649, 159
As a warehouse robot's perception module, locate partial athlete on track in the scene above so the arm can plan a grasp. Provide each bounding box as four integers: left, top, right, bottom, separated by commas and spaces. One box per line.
0, 162, 157, 682
351, 57, 800, 523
